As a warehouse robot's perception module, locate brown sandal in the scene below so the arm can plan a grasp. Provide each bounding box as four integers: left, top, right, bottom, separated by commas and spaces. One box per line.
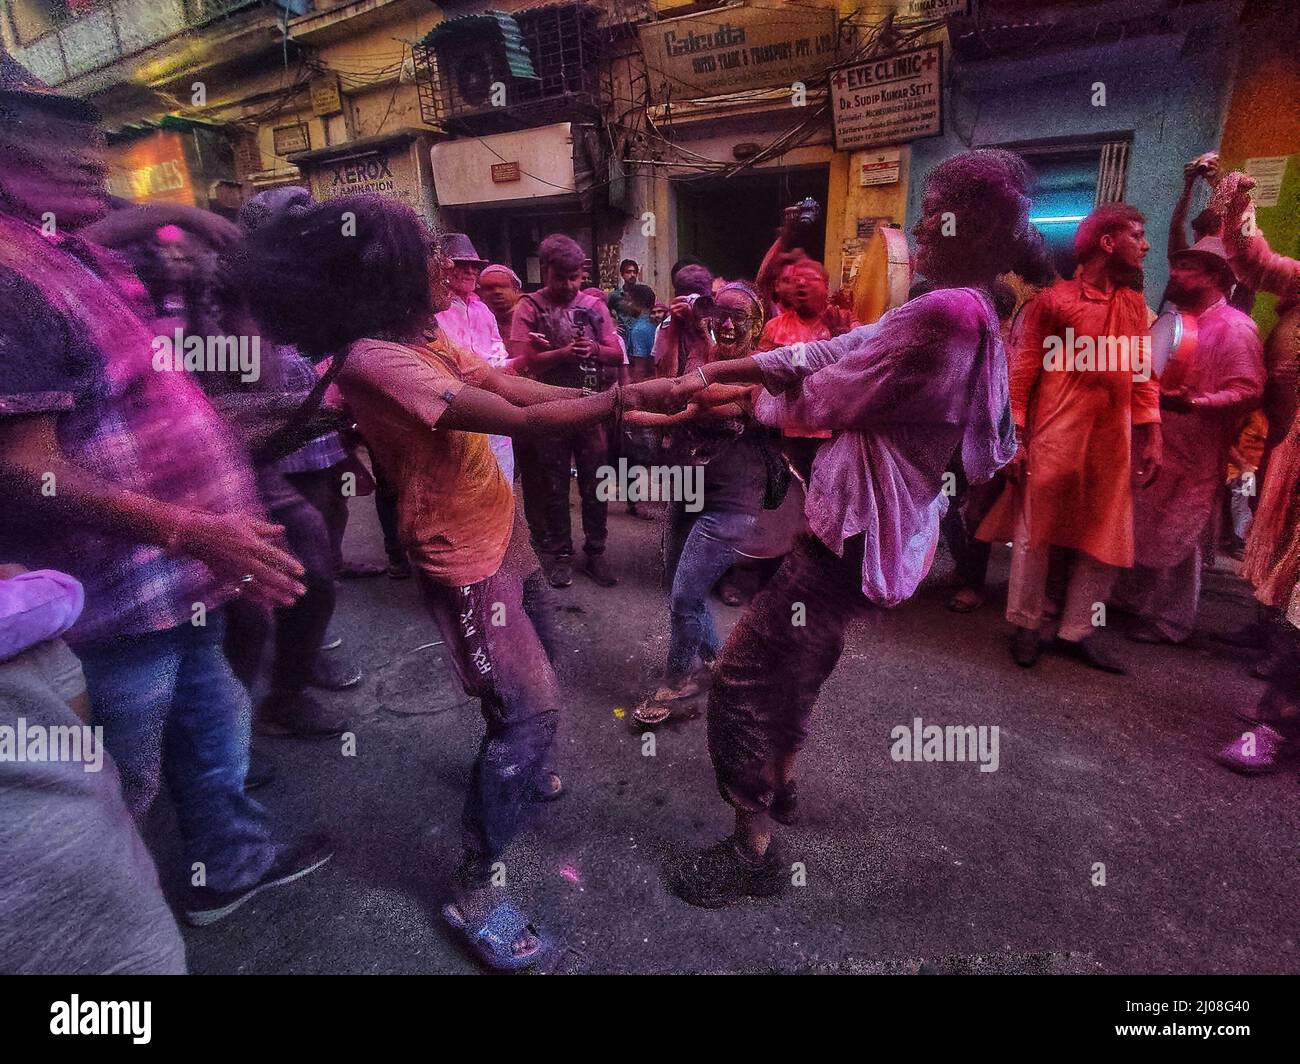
632, 699, 673, 726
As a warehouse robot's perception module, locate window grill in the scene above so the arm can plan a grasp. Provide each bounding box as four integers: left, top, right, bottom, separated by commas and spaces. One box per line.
413, 3, 605, 133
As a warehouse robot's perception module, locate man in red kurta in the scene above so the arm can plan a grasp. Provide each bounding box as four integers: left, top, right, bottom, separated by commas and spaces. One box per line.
979, 204, 1162, 673
755, 258, 856, 477
1121, 238, 1264, 643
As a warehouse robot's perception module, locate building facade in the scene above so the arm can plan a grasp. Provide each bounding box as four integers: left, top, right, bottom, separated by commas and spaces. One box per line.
3, 0, 1294, 307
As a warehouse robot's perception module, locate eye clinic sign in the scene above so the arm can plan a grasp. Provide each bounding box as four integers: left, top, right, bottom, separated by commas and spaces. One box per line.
639, 3, 839, 100
830, 44, 943, 151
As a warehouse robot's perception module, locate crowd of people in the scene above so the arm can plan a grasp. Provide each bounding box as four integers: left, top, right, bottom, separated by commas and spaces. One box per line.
3, 49, 1299, 974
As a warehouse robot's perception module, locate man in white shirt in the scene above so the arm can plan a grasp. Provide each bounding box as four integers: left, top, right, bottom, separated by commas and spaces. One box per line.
435, 233, 514, 481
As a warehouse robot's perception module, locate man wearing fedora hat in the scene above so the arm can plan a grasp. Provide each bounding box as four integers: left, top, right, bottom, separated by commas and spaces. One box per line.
435, 234, 514, 482
1120, 236, 1265, 644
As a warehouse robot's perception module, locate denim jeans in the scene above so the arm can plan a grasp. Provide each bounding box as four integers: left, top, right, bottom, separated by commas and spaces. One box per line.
663, 502, 757, 685
78, 611, 277, 893
416, 518, 562, 886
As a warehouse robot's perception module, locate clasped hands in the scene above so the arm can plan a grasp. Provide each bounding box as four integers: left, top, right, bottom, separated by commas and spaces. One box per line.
622, 374, 752, 426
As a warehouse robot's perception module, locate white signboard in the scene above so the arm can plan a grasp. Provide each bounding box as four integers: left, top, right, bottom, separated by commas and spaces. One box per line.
431, 123, 576, 207
1246, 156, 1289, 209
860, 147, 901, 186
830, 45, 942, 152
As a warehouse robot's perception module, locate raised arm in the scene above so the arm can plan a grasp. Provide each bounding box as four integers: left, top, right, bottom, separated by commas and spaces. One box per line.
79, 202, 240, 251
1167, 165, 1197, 256
756, 207, 801, 309
1219, 173, 1300, 301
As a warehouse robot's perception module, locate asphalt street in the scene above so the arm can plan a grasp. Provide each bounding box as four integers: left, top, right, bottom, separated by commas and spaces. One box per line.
153, 492, 1300, 975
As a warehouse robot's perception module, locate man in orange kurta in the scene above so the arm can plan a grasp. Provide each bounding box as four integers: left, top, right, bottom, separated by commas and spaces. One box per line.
979, 204, 1162, 673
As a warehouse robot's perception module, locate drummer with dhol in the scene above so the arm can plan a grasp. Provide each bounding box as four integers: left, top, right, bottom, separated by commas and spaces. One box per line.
1116, 236, 1265, 645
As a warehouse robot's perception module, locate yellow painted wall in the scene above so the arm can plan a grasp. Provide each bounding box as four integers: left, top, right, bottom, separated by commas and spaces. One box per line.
1217, 0, 1300, 337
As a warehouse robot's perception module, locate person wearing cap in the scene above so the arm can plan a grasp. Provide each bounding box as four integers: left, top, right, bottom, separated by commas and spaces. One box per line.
1164, 152, 1255, 315
0, 51, 332, 925
477, 263, 522, 341
1119, 237, 1264, 644
435, 234, 514, 481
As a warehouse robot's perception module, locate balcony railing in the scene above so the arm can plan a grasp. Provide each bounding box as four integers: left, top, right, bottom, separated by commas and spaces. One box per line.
11, 0, 309, 87
414, 2, 605, 134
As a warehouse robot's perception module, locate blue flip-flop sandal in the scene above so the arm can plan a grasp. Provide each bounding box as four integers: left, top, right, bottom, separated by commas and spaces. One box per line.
442, 901, 552, 972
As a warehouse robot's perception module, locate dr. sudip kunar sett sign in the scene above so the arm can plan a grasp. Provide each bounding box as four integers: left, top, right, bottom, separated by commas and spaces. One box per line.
830, 44, 943, 151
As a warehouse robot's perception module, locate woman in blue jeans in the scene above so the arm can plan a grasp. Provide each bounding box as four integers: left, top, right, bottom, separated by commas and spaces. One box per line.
632, 283, 778, 725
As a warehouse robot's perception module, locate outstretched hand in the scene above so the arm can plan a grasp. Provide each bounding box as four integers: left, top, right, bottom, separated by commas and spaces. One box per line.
690, 381, 754, 409
822, 303, 856, 337
625, 376, 694, 415
625, 398, 747, 427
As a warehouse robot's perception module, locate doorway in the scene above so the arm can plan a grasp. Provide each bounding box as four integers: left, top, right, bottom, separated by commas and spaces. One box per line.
674, 165, 829, 283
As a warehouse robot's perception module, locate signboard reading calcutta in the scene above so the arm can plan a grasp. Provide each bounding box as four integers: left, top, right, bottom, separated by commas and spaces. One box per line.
639, 3, 839, 100
830, 44, 942, 151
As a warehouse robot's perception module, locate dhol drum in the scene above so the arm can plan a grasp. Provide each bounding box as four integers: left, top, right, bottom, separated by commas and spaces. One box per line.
852, 225, 912, 326
1150, 308, 1199, 389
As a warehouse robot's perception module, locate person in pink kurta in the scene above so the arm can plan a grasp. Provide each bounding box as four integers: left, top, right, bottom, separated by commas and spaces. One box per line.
1208, 172, 1300, 775
1120, 238, 1264, 643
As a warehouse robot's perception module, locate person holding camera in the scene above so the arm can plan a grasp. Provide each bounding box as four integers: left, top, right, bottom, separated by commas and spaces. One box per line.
651, 263, 717, 379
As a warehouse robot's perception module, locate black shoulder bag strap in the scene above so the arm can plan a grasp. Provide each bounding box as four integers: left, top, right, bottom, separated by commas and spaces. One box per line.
252, 348, 352, 467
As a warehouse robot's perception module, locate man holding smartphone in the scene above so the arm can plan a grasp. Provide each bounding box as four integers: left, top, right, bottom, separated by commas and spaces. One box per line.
508, 234, 624, 588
